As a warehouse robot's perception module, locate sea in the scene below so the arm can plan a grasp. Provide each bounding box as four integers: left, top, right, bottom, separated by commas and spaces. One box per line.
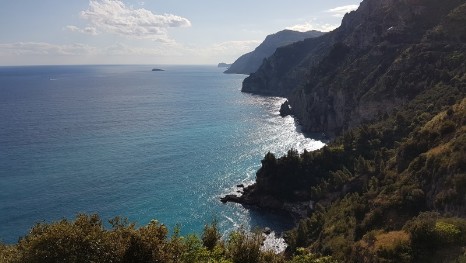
0, 65, 324, 244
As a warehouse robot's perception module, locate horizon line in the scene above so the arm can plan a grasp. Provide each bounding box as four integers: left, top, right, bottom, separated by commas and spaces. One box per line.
0, 63, 226, 67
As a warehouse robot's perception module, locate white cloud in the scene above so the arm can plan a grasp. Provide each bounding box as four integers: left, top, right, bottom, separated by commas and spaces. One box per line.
286, 4, 359, 33
287, 22, 339, 33
0, 41, 177, 65
326, 4, 359, 18
0, 42, 171, 57
74, 0, 191, 41
103, 43, 169, 56
173, 40, 261, 63
83, 27, 99, 35
66, 25, 98, 35
209, 40, 262, 53
0, 39, 261, 65
66, 25, 80, 32
0, 42, 97, 56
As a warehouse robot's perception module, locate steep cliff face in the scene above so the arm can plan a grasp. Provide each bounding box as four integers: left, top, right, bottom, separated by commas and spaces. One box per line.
226, 2, 466, 261
242, 35, 331, 96
243, 0, 465, 136
224, 30, 324, 75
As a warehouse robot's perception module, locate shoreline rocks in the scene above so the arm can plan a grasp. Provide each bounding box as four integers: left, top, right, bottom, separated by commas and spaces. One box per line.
220, 194, 242, 203
279, 100, 293, 117
220, 185, 311, 221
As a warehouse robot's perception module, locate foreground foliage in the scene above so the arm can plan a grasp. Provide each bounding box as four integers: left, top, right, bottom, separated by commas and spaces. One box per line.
0, 214, 336, 263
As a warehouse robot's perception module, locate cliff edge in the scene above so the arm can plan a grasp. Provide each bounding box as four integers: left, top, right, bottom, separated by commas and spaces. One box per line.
242, 0, 466, 136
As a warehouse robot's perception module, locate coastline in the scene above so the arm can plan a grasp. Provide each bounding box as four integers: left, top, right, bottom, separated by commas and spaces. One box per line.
0, 65, 324, 243
219, 90, 326, 224
221, 184, 312, 222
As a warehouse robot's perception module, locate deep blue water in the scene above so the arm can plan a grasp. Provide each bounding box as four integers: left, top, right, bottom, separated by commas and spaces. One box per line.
0, 65, 324, 243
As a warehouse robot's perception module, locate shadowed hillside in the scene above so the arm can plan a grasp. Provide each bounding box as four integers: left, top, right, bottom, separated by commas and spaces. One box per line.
225, 30, 324, 75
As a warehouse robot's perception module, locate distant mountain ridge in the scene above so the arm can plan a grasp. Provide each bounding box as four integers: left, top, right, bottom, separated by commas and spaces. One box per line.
224, 29, 324, 75
217, 63, 231, 68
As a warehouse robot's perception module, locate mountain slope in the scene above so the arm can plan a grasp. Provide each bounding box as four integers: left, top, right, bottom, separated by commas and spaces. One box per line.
243, 0, 466, 136
224, 29, 324, 75
226, 0, 466, 261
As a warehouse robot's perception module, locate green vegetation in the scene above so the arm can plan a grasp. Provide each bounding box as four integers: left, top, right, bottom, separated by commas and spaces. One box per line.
0, 214, 338, 263
2, 1, 465, 263
245, 3, 466, 261
254, 95, 465, 262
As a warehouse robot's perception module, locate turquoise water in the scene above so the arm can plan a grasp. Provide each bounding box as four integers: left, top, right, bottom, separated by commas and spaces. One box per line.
0, 65, 324, 243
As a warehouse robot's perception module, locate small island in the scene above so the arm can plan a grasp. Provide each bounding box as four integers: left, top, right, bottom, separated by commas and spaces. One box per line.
151, 68, 164, 72
217, 63, 231, 68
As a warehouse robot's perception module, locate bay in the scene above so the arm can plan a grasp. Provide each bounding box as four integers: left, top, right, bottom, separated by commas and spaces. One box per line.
0, 65, 324, 243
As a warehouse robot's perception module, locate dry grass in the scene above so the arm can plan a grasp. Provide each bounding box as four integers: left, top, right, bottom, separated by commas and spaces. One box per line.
426, 143, 451, 156
374, 231, 411, 251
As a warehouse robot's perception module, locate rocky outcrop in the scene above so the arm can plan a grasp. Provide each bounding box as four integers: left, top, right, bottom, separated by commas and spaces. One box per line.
279, 100, 292, 117
225, 30, 324, 75
242, 0, 465, 136
221, 185, 312, 220
226, 3, 466, 259
227, 0, 466, 218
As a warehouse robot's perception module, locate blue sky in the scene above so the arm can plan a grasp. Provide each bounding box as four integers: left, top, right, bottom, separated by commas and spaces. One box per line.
0, 0, 360, 65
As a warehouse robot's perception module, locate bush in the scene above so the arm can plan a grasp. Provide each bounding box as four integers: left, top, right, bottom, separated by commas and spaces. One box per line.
440, 120, 456, 135
434, 221, 461, 245
0, 243, 19, 263
202, 220, 221, 250
16, 214, 118, 263
290, 248, 337, 263
226, 230, 262, 263
374, 231, 412, 262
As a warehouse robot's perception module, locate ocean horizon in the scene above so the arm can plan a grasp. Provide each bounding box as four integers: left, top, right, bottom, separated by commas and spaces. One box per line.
0, 64, 324, 244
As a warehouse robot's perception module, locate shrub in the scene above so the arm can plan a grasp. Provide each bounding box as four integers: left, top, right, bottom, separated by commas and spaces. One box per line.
16, 214, 118, 263
290, 248, 338, 263
226, 230, 262, 263
0, 243, 19, 263
434, 221, 461, 245
439, 120, 456, 135
374, 231, 412, 262
202, 220, 221, 250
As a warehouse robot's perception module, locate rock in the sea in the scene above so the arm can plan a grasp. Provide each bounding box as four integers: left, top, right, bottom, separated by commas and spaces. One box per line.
151, 68, 164, 71
279, 100, 292, 117
220, 194, 240, 203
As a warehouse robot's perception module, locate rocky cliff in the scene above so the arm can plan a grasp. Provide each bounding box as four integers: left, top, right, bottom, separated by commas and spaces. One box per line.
242, 0, 466, 136
226, 1, 466, 261
224, 29, 324, 75
224, 1, 466, 261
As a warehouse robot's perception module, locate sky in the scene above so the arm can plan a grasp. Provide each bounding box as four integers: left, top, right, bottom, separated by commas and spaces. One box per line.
0, 0, 361, 66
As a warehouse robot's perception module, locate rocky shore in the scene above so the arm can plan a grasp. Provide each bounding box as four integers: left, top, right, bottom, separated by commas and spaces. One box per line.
221, 184, 312, 220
